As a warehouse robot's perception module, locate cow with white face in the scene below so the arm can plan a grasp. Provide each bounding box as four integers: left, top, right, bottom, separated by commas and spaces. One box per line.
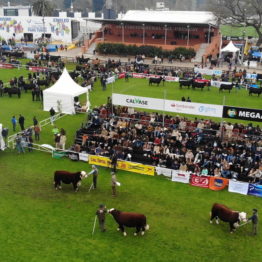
210, 203, 247, 233
54, 170, 87, 192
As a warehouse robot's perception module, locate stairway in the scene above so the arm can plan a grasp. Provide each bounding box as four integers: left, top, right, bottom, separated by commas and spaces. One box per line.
192, 43, 209, 63
86, 42, 97, 55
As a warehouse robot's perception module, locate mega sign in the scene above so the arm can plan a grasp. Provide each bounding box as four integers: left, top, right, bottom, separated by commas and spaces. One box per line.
223, 106, 262, 122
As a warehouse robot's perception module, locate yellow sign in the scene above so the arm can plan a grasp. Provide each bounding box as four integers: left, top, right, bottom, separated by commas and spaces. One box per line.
89, 155, 155, 176
89, 155, 111, 167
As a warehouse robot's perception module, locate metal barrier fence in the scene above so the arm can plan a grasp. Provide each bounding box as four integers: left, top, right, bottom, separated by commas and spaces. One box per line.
7, 113, 67, 149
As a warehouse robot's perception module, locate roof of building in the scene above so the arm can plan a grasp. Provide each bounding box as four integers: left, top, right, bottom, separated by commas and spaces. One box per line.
119, 10, 217, 26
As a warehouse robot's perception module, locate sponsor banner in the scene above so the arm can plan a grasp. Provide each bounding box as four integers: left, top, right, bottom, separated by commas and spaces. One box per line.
0, 63, 14, 69
29, 66, 48, 72
132, 73, 146, 78
190, 175, 210, 188
164, 100, 223, 118
165, 76, 179, 82
89, 155, 154, 176
246, 73, 257, 80
209, 177, 229, 191
79, 153, 88, 162
172, 170, 191, 184
112, 93, 164, 111
118, 73, 125, 79
248, 184, 262, 197
131, 73, 179, 82
194, 67, 222, 76
228, 180, 249, 195
211, 80, 232, 88
89, 155, 111, 167
106, 76, 116, 84
117, 160, 155, 176
223, 106, 262, 122
155, 167, 172, 177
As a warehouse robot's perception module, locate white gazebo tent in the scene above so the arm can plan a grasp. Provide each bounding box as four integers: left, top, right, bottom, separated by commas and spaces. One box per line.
221, 41, 240, 53
43, 68, 88, 115
220, 41, 240, 63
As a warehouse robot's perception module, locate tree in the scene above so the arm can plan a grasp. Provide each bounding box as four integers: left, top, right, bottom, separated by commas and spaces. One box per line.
33, 0, 55, 16
210, 0, 262, 46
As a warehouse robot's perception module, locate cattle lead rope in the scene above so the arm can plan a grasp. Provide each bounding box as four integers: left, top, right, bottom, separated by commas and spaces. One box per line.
92, 216, 97, 236
238, 221, 251, 228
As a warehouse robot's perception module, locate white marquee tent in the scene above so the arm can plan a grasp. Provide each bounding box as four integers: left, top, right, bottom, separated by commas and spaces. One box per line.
43, 68, 89, 115
221, 41, 240, 53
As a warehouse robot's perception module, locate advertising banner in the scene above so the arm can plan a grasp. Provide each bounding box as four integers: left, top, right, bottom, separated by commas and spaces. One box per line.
247, 184, 262, 197
29, 66, 48, 72
209, 177, 229, 191
89, 155, 111, 168
106, 76, 116, 84
228, 180, 249, 195
172, 171, 191, 184
246, 73, 257, 80
164, 100, 223, 118
155, 167, 172, 177
0, 63, 14, 69
89, 155, 154, 176
117, 160, 155, 176
112, 93, 164, 111
194, 67, 222, 76
211, 80, 232, 88
223, 106, 262, 122
190, 175, 210, 188
79, 153, 88, 162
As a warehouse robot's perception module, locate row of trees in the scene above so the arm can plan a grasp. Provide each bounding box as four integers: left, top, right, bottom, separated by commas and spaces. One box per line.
96, 43, 196, 59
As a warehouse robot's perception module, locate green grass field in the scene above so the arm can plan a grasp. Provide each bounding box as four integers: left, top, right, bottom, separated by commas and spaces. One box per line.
0, 67, 261, 262
221, 25, 259, 38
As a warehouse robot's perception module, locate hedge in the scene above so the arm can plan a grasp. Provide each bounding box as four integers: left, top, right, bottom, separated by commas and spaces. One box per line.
96, 43, 196, 59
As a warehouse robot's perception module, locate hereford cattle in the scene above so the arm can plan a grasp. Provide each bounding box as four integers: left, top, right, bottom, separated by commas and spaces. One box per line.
54, 170, 87, 192
210, 203, 247, 233
108, 208, 149, 236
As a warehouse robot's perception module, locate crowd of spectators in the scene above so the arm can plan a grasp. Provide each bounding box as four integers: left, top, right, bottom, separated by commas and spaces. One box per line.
72, 105, 262, 184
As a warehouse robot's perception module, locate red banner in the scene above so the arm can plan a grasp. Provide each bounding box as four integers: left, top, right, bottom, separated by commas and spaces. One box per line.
118, 73, 125, 79
29, 66, 48, 72
209, 177, 229, 191
0, 63, 14, 69
190, 175, 210, 188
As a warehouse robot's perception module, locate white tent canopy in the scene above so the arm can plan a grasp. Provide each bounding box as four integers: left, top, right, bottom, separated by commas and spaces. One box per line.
43, 68, 88, 115
221, 41, 240, 53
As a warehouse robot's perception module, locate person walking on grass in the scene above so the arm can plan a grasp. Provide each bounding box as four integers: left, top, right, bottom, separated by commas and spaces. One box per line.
18, 114, 25, 131
11, 116, 17, 132
248, 209, 258, 235
34, 125, 41, 141
96, 204, 107, 232
49, 107, 56, 125
88, 165, 99, 189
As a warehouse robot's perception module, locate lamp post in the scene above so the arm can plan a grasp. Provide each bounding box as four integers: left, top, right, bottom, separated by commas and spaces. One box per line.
164, 24, 167, 45
241, 29, 246, 65
142, 23, 145, 44
121, 23, 124, 43
207, 23, 211, 44
187, 25, 190, 46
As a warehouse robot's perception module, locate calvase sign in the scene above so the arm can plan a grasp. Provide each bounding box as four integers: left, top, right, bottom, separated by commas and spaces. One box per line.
112, 94, 164, 111
223, 106, 262, 122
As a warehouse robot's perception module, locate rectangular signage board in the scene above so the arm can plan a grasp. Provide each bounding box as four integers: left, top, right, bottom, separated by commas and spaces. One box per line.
223, 106, 262, 122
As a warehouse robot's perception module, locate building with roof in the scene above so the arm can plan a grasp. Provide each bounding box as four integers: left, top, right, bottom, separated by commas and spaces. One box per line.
89, 10, 221, 61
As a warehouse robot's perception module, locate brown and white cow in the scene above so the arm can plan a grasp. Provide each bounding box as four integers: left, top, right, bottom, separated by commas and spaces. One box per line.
54, 170, 87, 192
108, 208, 149, 236
210, 203, 247, 233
